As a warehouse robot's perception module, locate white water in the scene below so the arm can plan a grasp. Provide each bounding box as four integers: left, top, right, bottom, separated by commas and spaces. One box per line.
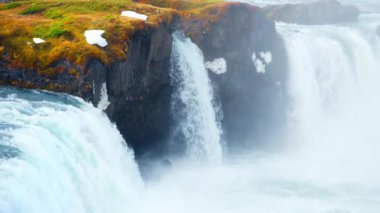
97, 83, 110, 111
0, 88, 142, 213
170, 33, 223, 163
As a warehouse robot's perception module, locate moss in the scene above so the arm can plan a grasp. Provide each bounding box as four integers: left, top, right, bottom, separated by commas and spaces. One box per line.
38, 66, 64, 77
179, 3, 236, 42
134, 0, 221, 10
0, 2, 22, 10
0, 0, 224, 74
44, 8, 65, 19
20, 4, 47, 15
33, 22, 67, 38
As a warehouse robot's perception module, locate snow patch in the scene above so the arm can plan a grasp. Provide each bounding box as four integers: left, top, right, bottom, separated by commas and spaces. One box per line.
121, 11, 148, 21
205, 58, 227, 75
252, 51, 272, 74
260, 52, 272, 64
33, 38, 46, 44
84, 30, 108, 47
97, 83, 110, 111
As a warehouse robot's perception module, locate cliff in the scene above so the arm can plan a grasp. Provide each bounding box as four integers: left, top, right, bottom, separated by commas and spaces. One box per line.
0, 0, 288, 159
181, 3, 287, 149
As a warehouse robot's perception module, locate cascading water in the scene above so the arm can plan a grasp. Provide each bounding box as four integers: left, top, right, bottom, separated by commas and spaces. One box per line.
170, 33, 223, 163
278, 15, 380, 170
0, 88, 142, 213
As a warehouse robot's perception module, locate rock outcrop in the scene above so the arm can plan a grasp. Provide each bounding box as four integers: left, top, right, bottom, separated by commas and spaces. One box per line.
0, 59, 94, 100
182, 3, 288, 150
263, 0, 359, 25
0, 2, 288, 158
105, 23, 175, 158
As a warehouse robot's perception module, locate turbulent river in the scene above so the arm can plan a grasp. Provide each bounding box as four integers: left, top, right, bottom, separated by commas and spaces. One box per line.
1, 4, 380, 213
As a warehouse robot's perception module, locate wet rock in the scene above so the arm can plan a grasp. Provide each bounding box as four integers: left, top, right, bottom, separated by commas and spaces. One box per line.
105, 23, 175, 158
263, 0, 359, 25
182, 3, 288, 149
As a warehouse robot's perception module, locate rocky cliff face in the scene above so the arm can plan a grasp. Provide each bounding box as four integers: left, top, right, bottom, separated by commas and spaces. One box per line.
263, 0, 359, 25
0, 2, 288, 158
182, 3, 288, 150
105, 23, 175, 158
0, 59, 94, 100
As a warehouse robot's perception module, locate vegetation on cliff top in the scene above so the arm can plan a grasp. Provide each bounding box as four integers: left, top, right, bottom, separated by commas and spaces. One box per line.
0, 0, 225, 76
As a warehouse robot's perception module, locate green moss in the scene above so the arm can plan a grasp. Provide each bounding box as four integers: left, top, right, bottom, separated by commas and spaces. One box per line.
0, 2, 22, 10
33, 22, 67, 38
20, 4, 46, 15
44, 9, 65, 19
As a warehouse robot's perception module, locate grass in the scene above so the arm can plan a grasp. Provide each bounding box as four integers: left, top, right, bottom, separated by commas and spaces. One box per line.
0, 0, 223, 76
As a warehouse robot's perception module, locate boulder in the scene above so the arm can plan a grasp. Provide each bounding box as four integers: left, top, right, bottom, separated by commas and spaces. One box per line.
263, 0, 359, 25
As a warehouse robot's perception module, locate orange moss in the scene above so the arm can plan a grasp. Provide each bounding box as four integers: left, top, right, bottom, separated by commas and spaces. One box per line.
133, 0, 221, 10
0, 0, 229, 78
178, 2, 240, 43
0, 0, 176, 76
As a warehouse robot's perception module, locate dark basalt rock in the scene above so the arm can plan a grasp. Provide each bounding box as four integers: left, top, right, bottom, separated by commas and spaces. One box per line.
105, 23, 175, 159
0, 59, 94, 100
0, 22, 175, 160
182, 3, 288, 150
263, 0, 359, 25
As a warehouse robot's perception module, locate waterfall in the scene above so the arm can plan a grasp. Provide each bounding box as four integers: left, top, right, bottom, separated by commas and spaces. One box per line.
0, 87, 142, 213
170, 33, 223, 163
277, 14, 380, 179
97, 83, 110, 111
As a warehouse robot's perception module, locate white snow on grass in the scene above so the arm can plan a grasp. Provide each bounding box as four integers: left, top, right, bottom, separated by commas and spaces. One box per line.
252, 51, 272, 74
33, 38, 46, 44
84, 30, 108, 47
205, 58, 227, 75
121, 11, 148, 21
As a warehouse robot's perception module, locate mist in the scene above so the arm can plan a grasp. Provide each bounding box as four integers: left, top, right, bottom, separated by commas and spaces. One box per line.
138, 1, 380, 212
